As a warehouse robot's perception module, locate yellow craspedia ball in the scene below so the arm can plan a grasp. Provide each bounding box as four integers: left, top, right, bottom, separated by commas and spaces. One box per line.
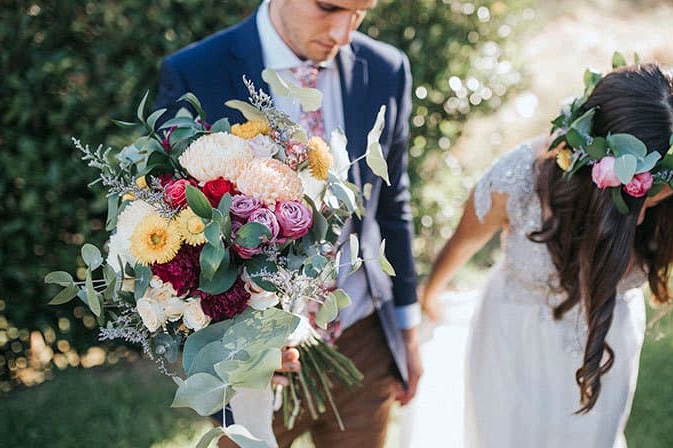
306, 136, 333, 181
231, 120, 271, 139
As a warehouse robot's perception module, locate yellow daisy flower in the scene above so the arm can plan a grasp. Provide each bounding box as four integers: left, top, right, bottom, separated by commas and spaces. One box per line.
129, 213, 182, 265
231, 120, 271, 139
307, 136, 333, 181
176, 207, 207, 246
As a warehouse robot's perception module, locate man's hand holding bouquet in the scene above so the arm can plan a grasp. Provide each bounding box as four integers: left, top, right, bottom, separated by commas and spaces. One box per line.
46, 69, 394, 448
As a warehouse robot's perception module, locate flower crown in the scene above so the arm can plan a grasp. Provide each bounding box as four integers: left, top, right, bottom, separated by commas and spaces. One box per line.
549, 52, 673, 214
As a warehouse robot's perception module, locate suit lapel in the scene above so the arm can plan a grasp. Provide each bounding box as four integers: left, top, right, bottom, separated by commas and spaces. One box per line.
230, 13, 268, 101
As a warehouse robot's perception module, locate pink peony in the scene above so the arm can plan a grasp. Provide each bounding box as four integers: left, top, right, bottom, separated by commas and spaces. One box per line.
230, 194, 263, 222
275, 200, 313, 241
165, 178, 196, 208
195, 278, 249, 321
591, 157, 621, 189
623, 171, 654, 198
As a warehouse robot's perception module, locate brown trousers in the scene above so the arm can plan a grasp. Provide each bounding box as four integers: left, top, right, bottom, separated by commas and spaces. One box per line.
219, 313, 398, 448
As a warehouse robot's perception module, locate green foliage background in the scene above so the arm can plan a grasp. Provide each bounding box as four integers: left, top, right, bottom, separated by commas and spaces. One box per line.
0, 0, 530, 392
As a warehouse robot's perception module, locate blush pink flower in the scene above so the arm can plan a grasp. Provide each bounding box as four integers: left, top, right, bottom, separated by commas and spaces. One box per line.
591, 157, 621, 189
275, 201, 313, 241
623, 172, 654, 198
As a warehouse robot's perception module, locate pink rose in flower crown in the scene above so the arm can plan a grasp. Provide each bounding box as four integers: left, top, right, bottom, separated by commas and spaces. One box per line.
591, 156, 621, 189
202, 177, 237, 207
165, 178, 197, 208
230, 194, 263, 222
623, 171, 654, 198
275, 200, 313, 241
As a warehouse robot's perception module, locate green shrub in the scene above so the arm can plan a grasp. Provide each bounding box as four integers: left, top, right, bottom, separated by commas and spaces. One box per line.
0, 0, 530, 392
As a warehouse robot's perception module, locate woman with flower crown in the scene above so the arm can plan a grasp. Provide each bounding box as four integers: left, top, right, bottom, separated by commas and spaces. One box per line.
421, 60, 673, 447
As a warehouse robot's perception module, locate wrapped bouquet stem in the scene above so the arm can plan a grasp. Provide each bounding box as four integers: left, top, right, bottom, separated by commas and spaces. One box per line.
46, 69, 394, 448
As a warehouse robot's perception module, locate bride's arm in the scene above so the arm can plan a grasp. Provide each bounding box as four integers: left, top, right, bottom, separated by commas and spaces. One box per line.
420, 189, 508, 317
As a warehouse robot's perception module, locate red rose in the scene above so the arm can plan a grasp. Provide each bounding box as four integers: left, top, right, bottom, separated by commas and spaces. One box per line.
203, 177, 236, 207
165, 178, 195, 208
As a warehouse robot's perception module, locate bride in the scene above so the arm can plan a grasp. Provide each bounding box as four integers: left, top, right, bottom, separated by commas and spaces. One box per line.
420, 61, 673, 447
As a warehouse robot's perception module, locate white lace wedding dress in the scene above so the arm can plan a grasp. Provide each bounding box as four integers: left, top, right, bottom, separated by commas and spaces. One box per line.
463, 139, 647, 448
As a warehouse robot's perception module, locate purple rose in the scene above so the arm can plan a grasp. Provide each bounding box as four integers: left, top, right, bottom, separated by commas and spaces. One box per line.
623, 172, 653, 198
230, 194, 263, 222
591, 157, 621, 189
248, 207, 280, 241
275, 200, 313, 241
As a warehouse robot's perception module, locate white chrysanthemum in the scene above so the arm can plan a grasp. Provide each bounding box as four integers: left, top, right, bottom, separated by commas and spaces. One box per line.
178, 132, 254, 183
106, 200, 156, 272
236, 158, 304, 205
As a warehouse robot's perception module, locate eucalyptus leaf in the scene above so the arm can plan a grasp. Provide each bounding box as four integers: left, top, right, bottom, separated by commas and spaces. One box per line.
565, 128, 585, 149
81, 244, 103, 271
315, 294, 338, 329
106, 194, 119, 231
305, 195, 327, 241
569, 108, 595, 138
44, 271, 74, 287
171, 372, 229, 416
349, 234, 359, 267
214, 348, 281, 389
330, 181, 357, 213
365, 105, 390, 185
234, 222, 271, 248
378, 240, 396, 276
586, 136, 608, 160
48, 283, 78, 305
608, 133, 647, 158
221, 425, 270, 448
244, 256, 279, 292
636, 151, 661, 174
262, 68, 322, 112
133, 264, 152, 300
186, 185, 213, 219
224, 99, 266, 122
85, 270, 101, 317
329, 288, 352, 310
195, 427, 226, 448
614, 154, 637, 184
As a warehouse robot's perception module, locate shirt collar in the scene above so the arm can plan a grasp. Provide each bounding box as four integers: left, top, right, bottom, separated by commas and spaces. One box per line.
256, 0, 336, 71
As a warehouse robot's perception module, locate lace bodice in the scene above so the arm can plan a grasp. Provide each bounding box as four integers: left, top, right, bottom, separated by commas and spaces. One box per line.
473, 138, 647, 355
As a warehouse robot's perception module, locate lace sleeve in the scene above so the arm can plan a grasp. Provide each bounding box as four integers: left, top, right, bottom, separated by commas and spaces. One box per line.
473, 140, 541, 223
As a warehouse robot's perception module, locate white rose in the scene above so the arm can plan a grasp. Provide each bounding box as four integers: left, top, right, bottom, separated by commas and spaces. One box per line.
162, 296, 188, 322
248, 290, 280, 310
183, 298, 211, 331
136, 297, 165, 332
148, 276, 178, 300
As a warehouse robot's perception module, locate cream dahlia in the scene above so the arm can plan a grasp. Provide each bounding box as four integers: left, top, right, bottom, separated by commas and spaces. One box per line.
236, 158, 304, 205
178, 132, 253, 183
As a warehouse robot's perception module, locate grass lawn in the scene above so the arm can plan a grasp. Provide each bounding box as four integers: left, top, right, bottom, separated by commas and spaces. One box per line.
2, 305, 672, 448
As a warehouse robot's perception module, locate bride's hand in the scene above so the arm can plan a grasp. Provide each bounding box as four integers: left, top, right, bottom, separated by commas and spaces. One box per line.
271, 346, 300, 386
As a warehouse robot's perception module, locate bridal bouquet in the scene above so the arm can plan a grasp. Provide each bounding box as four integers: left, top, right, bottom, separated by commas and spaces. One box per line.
45, 69, 394, 447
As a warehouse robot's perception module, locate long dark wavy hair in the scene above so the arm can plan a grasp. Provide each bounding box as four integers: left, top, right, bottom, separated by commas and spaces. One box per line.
530, 63, 673, 413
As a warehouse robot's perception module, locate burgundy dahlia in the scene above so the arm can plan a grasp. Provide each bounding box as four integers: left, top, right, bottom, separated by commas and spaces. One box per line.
196, 278, 250, 321
151, 244, 202, 296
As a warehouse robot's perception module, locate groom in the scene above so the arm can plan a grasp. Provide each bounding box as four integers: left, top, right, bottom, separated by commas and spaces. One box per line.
155, 0, 422, 446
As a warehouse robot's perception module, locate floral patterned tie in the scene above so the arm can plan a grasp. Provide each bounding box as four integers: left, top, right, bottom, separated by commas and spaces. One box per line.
290, 65, 325, 138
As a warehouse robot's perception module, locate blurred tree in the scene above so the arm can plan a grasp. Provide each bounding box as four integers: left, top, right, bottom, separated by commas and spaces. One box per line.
0, 0, 530, 392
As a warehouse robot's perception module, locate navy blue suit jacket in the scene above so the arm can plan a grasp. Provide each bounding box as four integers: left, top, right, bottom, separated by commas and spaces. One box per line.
156, 12, 417, 383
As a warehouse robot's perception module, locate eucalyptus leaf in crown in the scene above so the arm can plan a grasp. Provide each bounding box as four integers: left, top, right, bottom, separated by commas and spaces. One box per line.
45, 69, 394, 448
549, 51, 673, 214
